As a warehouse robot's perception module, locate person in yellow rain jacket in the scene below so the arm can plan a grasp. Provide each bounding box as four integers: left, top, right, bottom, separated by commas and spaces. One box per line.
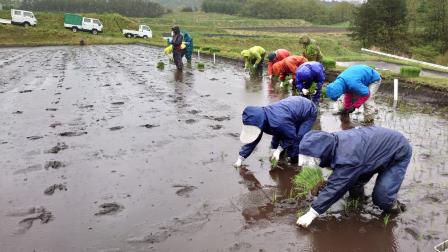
241, 46, 266, 70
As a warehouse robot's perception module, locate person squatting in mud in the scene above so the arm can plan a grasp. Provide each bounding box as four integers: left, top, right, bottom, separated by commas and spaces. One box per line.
326, 65, 382, 123
241, 46, 266, 71
233, 96, 318, 168
267, 49, 291, 79
294, 61, 326, 106
296, 126, 412, 228
170, 25, 184, 71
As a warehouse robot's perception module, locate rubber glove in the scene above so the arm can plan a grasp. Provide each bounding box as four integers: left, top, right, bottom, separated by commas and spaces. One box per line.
270, 146, 283, 161
297, 208, 320, 228
233, 156, 245, 168
302, 88, 309, 96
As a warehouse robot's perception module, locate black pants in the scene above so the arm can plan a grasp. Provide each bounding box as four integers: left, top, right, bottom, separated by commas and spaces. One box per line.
173, 50, 183, 70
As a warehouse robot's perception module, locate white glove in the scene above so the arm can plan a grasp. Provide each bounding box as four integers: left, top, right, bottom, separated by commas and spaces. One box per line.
233, 156, 245, 168
268, 75, 272, 79
288, 79, 293, 85
279, 82, 284, 88
253, 64, 257, 69
297, 208, 320, 228
270, 146, 283, 161
302, 88, 309, 95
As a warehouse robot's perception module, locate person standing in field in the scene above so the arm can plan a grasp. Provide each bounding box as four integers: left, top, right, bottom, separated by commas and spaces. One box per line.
326, 65, 381, 123
295, 61, 326, 106
272, 55, 308, 82
241, 46, 266, 70
233, 96, 317, 168
267, 49, 291, 79
171, 25, 184, 70
183, 31, 194, 63
296, 127, 411, 228
299, 35, 323, 62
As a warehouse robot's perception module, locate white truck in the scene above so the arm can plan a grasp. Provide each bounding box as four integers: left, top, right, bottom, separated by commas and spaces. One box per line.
122, 25, 152, 39
0, 9, 37, 27
64, 13, 103, 35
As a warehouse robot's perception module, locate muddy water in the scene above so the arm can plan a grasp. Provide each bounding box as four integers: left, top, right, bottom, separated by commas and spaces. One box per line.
337, 60, 448, 79
0, 45, 447, 252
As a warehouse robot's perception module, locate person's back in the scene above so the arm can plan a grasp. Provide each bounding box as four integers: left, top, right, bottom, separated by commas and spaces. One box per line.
338, 65, 381, 87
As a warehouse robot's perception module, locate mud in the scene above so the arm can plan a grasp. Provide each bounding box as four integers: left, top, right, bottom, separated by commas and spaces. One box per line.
44, 184, 67, 195
0, 45, 447, 252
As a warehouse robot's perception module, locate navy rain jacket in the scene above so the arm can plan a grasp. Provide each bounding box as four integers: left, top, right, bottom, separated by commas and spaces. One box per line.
299, 126, 412, 214
295, 62, 326, 104
239, 96, 317, 159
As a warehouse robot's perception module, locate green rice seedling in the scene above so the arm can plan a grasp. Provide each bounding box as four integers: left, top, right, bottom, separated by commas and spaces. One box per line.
383, 214, 390, 227
343, 198, 361, 213
400, 66, 421, 77
156, 61, 165, 70
292, 166, 325, 198
271, 158, 279, 169
196, 61, 205, 69
322, 58, 336, 70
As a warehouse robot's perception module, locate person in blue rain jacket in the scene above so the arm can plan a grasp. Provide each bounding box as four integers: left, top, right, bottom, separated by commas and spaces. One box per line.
296, 126, 412, 228
233, 96, 317, 168
182, 31, 193, 62
326, 65, 381, 122
295, 61, 326, 105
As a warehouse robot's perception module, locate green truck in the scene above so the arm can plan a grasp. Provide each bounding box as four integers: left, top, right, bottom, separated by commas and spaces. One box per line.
64, 13, 103, 35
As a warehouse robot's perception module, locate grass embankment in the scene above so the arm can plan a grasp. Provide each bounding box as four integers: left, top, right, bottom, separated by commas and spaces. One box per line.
0, 11, 143, 46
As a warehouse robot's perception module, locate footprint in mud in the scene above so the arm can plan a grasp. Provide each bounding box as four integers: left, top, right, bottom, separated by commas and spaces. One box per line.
49, 122, 62, 128
204, 115, 230, 122
111, 102, 125, 105
141, 124, 159, 129
6, 207, 53, 234
187, 109, 201, 115
44, 161, 65, 170
59, 131, 87, 137
54, 92, 61, 95
19, 90, 32, 93
27, 135, 43, 141
109, 126, 124, 131
173, 185, 197, 197
12, 110, 23, 114
94, 203, 124, 216
1, 141, 8, 144
210, 78, 219, 81
209, 125, 223, 130
44, 183, 67, 195
45, 108, 58, 111
185, 119, 197, 124
13, 164, 43, 175
80, 104, 94, 109
227, 133, 239, 138
46, 142, 68, 154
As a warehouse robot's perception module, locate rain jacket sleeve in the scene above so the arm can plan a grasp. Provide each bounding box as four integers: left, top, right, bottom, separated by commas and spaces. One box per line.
268, 62, 274, 76
239, 133, 263, 159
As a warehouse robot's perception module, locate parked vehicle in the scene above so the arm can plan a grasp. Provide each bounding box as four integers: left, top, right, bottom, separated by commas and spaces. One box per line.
64, 13, 103, 35
0, 9, 37, 27
122, 25, 152, 39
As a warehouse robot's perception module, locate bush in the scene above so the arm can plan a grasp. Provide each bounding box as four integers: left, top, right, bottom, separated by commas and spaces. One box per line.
322, 58, 336, 70
400, 66, 421, 77
181, 7, 194, 12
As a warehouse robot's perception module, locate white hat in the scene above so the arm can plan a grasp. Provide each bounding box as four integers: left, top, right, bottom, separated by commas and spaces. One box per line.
239, 125, 261, 144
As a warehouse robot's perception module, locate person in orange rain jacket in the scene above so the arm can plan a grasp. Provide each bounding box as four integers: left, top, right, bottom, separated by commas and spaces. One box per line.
272, 55, 308, 82
267, 49, 291, 78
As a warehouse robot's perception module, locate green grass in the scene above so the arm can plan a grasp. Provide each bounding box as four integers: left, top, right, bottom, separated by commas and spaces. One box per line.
322, 58, 336, 70
0, 11, 146, 46
292, 166, 325, 198
400, 66, 421, 77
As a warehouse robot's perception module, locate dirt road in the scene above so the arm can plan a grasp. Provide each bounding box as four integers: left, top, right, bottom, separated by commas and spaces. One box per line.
0, 45, 447, 252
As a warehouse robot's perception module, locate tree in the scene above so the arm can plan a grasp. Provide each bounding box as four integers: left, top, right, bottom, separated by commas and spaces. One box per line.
351, 0, 408, 52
